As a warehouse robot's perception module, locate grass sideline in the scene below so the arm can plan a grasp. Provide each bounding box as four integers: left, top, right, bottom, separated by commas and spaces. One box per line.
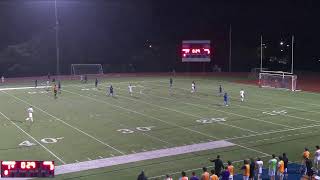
0, 75, 319, 179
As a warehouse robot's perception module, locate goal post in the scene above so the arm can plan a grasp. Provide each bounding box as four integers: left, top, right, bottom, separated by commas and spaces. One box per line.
71, 64, 103, 76
259, 71, 297, 91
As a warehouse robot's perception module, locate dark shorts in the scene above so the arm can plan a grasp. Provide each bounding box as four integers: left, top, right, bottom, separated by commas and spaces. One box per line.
249, 171, 254, 178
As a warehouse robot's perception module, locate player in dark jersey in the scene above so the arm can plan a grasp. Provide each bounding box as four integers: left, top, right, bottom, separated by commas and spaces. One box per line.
58, 81, 61, 94
95, 78, 98, 88
108, 85, 114, 97
283, 153, 289, 180
219, 85, 223, 96
35, 80, 38, 88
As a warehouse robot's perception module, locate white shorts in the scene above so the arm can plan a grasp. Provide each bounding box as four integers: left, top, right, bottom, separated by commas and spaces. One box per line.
29, 113, 33, 118
284, 168, 288, 173
314, 157, 320, 165
243, 176, 249, 180
192, 87, 195, 91
241, 95, 244, 98
278, 172, 284, 177
229, 175, 233, 180
269, 169, 276, 176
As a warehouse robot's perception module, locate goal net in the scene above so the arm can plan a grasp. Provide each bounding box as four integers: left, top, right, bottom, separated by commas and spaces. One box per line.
259, 71, 297, 91
71, 64, 103, 76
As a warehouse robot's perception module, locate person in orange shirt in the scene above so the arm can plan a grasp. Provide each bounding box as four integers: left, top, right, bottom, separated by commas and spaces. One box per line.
278, 156, 285, 180
201, 167, 210, 180
179, 171, 189, 180
210, 170, 218, 180
302, 148, 311, 175
227, 161, 234, 180
241, 160, 250, 180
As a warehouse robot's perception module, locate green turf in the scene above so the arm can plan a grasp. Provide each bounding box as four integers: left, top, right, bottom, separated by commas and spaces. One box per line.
0, 75, 320, 179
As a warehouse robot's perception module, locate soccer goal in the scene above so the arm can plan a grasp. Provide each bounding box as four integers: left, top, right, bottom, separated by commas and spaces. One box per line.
259, 71, 297, 91
71, 64, 103, 76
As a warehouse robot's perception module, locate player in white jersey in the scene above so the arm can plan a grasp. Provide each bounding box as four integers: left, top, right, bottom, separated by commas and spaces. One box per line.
128, 84, 135, 96
256, 158, 264, 180
26, 106, 34, 122
1, 76, 4, 83
315, 145, 320, 172
240, 89, 245, 102
191, 81, 196, 93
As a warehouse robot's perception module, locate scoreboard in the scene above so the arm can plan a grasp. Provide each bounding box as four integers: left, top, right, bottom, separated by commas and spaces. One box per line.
181, 40, 211, 62
1, 161, 54, 178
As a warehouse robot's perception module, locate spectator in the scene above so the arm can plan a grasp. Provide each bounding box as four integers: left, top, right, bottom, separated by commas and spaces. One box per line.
209, 155, 224, 177
190, 172, 199, 180
256, 157, 263, 180
249, 158, 255, 180
305, 158, 313, 180
269, 154, 277, 180
282, 153, 289, 180
209, 170, 218, 180
179, 171, 188, 180
201, 167, 209, 180
227, 161, 234, 180
165, 174, 173, 180
278, 156, 285, 180
137, 170, 148, 180
221, 166, 230, 180
241, 160, 250, 180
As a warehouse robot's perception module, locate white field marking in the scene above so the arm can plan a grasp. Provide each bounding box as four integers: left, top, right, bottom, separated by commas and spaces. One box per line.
55, 140, 235, 175
2, 91, 125, 155
148, 154, 271, 179
224, 123, 320, 141
0, 111, 66, 164
0, 86, 48, 91
131, 150, 136, 153
98, 156, 103, 159
63, 88, 270, 157
110, 154, 115, 157
87, 158, 92, 160
247, 131, 314, 144
80, 84, 258, 134
149, 80, 320, 115
144, 82, 308, 128
75, 160, 79, 163
129, 86, 291, 129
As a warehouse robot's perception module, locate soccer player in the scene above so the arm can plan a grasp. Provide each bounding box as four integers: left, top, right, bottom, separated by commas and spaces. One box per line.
209, 155, 224, 177
46, 80, 50, 91
191, 81, 196, 93
282, 153, 289, 179
35, 80, 38, 88
95, 78, 98, 88
58, 81, 61, 94
108, 85, 114, 97
227, 161, 234, 180
1, 75, 4, 83
268, 154, 277, 180
241, 160, 250, 180
128, 83, 134, 96
240, 89, 245, 102
53, 84, 58, 99
84, 74, 88, 83
179, 171, 189, 180
170, 78, 173, 88
218, 85, 223, 96
224, 92, 229, 106
210, 170, 218, 180
315, 146, 320, 173
278, 156, 285, 180
201, 167, 210, 180
256, 157, 263, 180
26, 106, 34, 122
190, 172, 199, 180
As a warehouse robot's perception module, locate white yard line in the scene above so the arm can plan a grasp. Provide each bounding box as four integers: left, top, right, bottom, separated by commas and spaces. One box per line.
147, 81, 317, 125
55, 140, 235, 175
63, 89, 270, 158
2, 91, 126, 156
0, 111, 66, 164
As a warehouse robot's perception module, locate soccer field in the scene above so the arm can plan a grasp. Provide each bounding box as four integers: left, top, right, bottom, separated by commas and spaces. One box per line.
0, 75, 320, 179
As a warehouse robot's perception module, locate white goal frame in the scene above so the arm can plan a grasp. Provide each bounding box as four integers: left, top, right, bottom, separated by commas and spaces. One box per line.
71, 64, 103, 76
259, 71, 297, 91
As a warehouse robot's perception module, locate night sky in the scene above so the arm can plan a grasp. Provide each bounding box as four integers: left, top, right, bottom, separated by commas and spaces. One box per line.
0, 0, 319, 76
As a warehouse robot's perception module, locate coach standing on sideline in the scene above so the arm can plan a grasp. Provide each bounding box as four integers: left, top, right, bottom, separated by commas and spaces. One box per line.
209, 155, 224, 177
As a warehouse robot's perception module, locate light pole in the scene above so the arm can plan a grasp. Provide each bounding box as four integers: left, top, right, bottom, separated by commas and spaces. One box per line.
54, 0, 60, 77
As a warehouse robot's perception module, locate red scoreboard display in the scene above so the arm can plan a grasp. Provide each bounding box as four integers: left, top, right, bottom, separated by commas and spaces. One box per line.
182, 40, 211, 62
1, 161, 54, 178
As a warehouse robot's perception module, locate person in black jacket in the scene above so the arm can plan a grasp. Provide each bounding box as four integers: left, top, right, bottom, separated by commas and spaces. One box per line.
209, 155, 224, 177
137, 170, 148, 180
